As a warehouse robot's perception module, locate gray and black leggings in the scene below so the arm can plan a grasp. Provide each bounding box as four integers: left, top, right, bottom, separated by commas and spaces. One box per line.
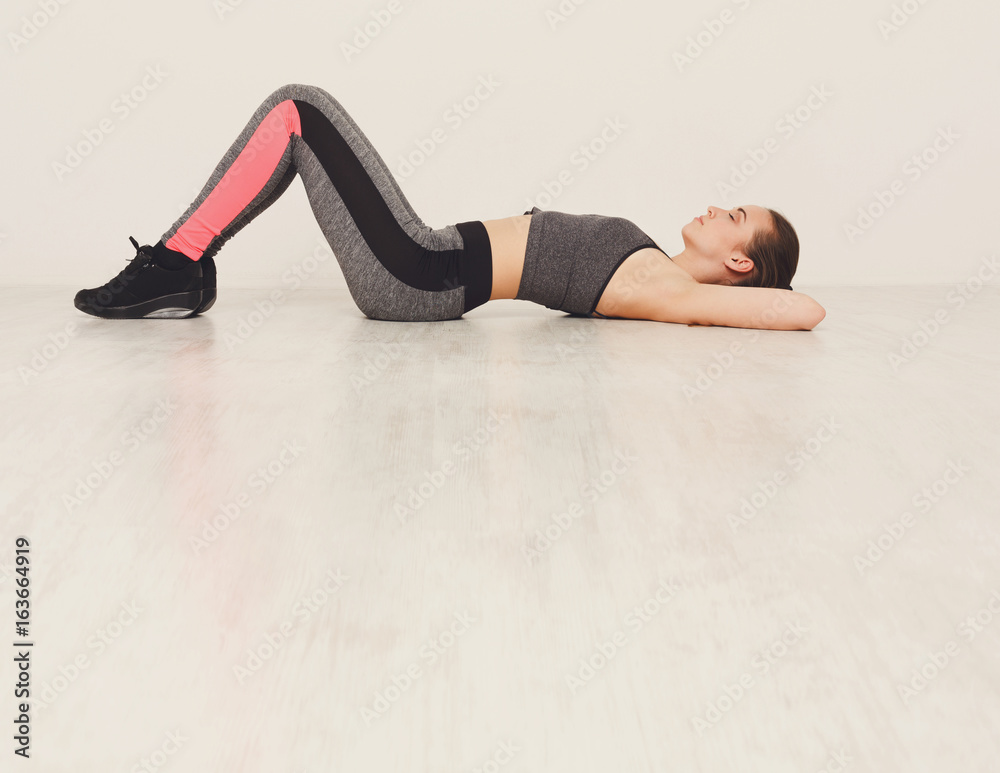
161, 83, 492, 321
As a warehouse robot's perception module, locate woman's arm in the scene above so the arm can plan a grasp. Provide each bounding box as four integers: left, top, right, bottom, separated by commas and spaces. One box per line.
646, 282, 826, 331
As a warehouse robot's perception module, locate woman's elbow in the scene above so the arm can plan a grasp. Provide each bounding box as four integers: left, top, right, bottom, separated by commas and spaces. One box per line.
801, 303, 826, 330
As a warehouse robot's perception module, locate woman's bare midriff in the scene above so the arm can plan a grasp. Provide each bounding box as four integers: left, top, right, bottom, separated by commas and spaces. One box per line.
482, 214, 694, 317
482, 216, 532, 301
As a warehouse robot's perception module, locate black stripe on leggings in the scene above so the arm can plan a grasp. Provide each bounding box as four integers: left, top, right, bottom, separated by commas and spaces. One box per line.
293, 100, 492, 313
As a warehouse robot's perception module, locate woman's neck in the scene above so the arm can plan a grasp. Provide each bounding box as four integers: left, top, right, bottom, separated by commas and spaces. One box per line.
668, 249, 752, 286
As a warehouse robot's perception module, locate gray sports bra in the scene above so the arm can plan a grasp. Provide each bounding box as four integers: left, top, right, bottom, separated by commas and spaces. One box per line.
515, 207, 669, 317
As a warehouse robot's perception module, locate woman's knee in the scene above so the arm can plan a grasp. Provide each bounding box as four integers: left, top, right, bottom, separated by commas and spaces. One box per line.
353, 290, 462, 322
265, 83, 334, 110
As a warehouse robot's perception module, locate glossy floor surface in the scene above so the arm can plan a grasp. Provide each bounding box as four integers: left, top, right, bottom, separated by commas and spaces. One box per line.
2, 284, 998, 772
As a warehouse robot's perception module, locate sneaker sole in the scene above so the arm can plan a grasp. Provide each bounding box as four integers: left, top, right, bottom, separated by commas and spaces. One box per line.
193, 256, 216, 316
75, 290, 204, 320
194, 289, 216, 315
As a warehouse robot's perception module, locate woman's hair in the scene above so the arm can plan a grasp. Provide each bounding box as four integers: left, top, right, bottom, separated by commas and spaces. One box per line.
727, 208, 799, 291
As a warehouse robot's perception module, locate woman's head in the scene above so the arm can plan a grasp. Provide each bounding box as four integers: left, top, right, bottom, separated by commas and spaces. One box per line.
681, 205, 799, 290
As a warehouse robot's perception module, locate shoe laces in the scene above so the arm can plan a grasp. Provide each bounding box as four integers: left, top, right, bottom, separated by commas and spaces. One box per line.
115, 236, 158, 282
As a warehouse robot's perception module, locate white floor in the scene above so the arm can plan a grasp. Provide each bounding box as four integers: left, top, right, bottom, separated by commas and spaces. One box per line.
1, 284, 998, 772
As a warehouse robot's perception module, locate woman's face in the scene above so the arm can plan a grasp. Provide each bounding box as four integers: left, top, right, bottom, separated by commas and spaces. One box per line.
682, 204, 771, 262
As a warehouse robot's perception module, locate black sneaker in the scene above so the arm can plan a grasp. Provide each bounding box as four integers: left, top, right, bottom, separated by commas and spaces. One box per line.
195, 254, 217, 314
74, 237, 207, 319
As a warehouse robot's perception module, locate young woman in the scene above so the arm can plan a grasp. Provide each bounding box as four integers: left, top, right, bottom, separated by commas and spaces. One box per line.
74, 83, 824, 331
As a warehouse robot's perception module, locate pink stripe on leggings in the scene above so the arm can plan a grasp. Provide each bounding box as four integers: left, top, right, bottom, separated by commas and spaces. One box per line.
166, 100, 302, 259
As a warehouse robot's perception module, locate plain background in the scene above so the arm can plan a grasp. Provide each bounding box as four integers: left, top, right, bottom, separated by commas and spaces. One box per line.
1, 0, 997, 290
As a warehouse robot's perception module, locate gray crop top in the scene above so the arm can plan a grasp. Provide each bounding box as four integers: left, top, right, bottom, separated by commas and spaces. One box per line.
515, 207, 668, 317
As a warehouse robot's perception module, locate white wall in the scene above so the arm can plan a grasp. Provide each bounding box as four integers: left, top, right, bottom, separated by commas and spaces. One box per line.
2, 0, 997, 289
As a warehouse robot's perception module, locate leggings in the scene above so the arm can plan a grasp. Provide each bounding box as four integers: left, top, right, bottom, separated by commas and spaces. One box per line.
161, 83, 492, 321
